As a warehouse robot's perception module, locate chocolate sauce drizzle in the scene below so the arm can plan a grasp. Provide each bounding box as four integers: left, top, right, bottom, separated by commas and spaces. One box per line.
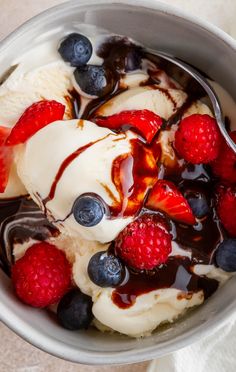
42, 133, 116, 207
108, 139, 157, 218
112, 257, 218, 309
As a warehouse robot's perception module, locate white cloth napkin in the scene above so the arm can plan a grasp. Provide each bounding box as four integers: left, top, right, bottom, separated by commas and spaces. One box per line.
148, 1, 236, 370
148, 313, 236, 372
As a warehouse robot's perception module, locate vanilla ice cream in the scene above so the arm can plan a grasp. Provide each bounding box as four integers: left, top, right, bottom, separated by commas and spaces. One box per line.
95, 86, 187, 120
17, 119, 157, 242
0, 57, 74, 126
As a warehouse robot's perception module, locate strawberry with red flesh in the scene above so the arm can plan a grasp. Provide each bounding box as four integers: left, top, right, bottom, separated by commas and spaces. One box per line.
12, 242, 71, 308
146, 180, 196, 225
0, 126, 13, 193
217, 186, 236, 237
175, 114, 221, 164
211, 131, 236, 184
115, 214, 172, 270
6, 100, 65, 146
95, 109, 163, 143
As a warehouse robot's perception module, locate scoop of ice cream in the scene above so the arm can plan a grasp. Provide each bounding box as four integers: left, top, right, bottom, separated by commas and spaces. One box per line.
16, 119, 157, 243
0, 39, 76, 127
0, 42, 75, 198
92, 288, 203, 337
95, 86, 187, 120
0, 61, 73, 127
71, 239, 228, 337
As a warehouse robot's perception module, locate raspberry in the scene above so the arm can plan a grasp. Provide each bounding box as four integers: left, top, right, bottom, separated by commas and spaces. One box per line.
217, 186, 236, 237
12, 242, 71, 308
175, 114, 221, 164
211, 131, 236, 184
115, 214, 172, 270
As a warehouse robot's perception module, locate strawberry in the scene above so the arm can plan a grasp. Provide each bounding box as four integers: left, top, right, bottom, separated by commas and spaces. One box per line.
211, 131, 236, 184
0, 126, 13, 192
115, 213, 172, 270
146, 180, 196, 225
94, 109, 163, 143
6, 100, 65, 146
216, 185, 236, 237
12, 242, 72, 308
174, 114, 221, 164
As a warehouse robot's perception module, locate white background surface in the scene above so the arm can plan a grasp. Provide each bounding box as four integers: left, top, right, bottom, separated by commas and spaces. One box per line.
0, 0, 235, 371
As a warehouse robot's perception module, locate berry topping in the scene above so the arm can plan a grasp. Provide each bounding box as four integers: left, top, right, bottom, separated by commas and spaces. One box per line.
0, 126, 13, 192
57, 289, 93, 330
183, 185, 210, 218
215, 239, 236, 272
146, 180, 196, 225
6, 100, 65, 146
88, 251, 125, 287
174, 114, 221, 164
115, 214, 172, 270
73, 194, 105, 227
95, 109, 163, 143
217, 186, 236, 237
11, 242, 71, 308
211, 131, 236, 184
58, 33, 92, 67
73, 65, 116, 98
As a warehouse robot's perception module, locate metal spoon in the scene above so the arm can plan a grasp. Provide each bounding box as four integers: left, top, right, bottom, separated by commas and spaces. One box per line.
145, 48, 236, 153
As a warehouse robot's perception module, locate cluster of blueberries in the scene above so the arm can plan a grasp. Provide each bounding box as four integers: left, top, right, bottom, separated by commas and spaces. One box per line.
59, 33, 116, 97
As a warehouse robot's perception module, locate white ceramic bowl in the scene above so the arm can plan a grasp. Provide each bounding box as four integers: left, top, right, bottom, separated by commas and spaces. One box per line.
0, 0, 235, 365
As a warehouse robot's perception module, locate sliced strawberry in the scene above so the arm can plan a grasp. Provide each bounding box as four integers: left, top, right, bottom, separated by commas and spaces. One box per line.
146, 180, 196, 225
95, 109, 163, 143
6, 100, 65, 146
0, 126, 13, 192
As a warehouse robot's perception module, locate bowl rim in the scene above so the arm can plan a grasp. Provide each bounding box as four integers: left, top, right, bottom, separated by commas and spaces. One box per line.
0, 0, 236, 365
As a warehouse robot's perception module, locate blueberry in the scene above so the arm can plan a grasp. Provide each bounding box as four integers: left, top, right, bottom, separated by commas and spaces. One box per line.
88, 251, 125, 287
57, 289, 93, 330
215, 239, 236, 272
58, 33, 92, 67
186, 192, 210, 218
181, 183, 210, 219
73, 194, 105, 227
73, 65, 116, 97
